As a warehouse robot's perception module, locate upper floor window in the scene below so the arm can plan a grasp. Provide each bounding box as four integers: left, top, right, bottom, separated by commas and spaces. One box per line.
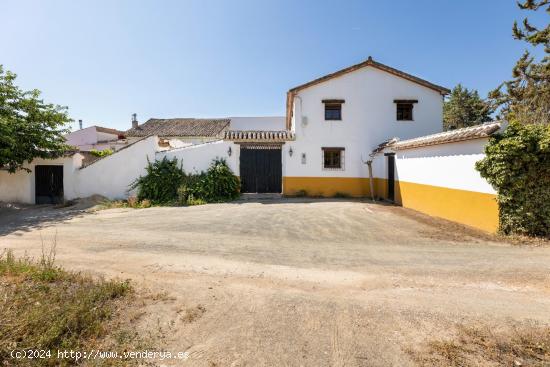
394, 99, 418, 121
323, 99, 344, 120
322, 147, 345, 170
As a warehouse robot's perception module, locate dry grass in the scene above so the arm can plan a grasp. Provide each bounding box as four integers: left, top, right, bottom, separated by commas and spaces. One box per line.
410, 322, 550, 366
0, 248, 135, 366
180, 305, 206, 323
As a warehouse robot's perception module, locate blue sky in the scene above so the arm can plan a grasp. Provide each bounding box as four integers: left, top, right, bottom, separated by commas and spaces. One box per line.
1, 0, 546, 131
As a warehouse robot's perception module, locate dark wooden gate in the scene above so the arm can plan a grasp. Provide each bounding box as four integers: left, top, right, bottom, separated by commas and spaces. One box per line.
35, 165, 64, 204
239, 145, 282, 193
386, 153, 395, 202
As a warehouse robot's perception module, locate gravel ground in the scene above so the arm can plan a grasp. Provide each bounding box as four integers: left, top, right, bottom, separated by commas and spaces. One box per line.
1, 199, 549, 366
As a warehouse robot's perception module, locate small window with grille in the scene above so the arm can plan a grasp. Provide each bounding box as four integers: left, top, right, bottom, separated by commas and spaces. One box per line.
322, 147, 345, 170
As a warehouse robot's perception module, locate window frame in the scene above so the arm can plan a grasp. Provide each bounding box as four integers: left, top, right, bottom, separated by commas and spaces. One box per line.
322, 99, 345, 121
394, 99, 417, 122
322, 147, 345, 170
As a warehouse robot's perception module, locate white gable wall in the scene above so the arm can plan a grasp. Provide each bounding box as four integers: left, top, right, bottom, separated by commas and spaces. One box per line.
286, 66, 444, 179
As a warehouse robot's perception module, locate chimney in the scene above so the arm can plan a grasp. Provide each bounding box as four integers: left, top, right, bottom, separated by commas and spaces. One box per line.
78, 119, 83, 130
131, 113, 138, 129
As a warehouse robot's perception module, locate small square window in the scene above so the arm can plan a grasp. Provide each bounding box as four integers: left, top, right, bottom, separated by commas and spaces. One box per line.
325, 104, 342, 120
396, 103, 413, 121
322, 147, 344, 170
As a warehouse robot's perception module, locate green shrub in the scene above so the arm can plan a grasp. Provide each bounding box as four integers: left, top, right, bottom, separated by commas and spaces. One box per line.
476, 122, 550, 237
130, 157, 184, 204
89, 148, 114, 157
178, 158, 240, 205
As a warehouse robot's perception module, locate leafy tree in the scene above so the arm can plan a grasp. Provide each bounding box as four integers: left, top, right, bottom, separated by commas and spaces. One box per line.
443, 84, 493, 130
489, 0, 549, 124
0, 66, 71, 173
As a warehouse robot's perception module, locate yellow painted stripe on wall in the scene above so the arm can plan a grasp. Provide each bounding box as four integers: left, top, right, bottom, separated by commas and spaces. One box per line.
392, 180, 499, 233
282, 176, 499, 233
282, 177, 372, 197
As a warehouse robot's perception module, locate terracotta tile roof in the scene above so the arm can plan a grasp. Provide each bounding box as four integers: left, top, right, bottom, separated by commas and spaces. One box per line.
126, 118, 230, 137
392, 122, 502, 150
224, 130, 295, 142
94, 126, 125, 136
286, 56, 450, 129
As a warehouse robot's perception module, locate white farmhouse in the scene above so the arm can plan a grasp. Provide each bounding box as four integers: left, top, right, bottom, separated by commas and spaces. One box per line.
281, 56, 449, 196
0, 57, 502, 232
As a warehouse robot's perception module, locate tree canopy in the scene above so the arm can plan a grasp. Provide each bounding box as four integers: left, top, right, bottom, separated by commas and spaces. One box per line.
0, 65, 71, 173
489, 0, 549, 125
443, 84, 493, 130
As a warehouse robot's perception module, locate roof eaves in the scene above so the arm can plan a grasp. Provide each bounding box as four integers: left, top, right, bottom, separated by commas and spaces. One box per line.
288, 57, 450, 95
391, 122, 502, 150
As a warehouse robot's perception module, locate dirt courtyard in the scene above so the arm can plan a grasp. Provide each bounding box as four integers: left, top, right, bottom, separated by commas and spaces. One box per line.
1, 199, 550, 366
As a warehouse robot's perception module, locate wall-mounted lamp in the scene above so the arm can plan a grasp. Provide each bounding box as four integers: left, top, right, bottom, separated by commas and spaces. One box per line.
227, 147, 232, 156
289, 147, 293, 157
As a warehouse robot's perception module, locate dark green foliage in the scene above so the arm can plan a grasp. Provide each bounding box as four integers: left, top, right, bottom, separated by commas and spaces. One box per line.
489, 0, 549, 125
0, 65, 71, 173
476, 122, 550, 237
178, 158, 240, 204
443, 84, 493, 131
130, 157, 184, 204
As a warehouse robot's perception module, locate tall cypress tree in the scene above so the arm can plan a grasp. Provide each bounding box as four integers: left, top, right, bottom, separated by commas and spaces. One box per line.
489, 0, 549, 124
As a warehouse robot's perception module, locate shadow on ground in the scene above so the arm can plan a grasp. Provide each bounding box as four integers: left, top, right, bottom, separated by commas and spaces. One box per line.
0, 203, 88, 236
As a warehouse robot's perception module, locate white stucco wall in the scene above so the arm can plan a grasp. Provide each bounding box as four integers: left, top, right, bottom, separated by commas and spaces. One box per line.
229, 116, 286, 131
0, 155, 83, 204
65, 127, 124, 152
158, 140, 238, 175
375, 138, 495, 194
65, 127, 100, 147
286, 65, 444, 178
69, 136, 159, 200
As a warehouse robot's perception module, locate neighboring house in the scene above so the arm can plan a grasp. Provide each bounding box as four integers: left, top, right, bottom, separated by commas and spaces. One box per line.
125, 117, 231, 149
65, 125, 127, 152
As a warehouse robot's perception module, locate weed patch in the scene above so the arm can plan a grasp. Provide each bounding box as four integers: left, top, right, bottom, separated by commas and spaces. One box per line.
0, 249, 133, 366
410, 322, 550, 366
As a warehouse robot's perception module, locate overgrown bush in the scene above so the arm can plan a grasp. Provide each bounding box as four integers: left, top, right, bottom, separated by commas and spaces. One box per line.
130, 157, 184, 204
178, 158, 240, 204
476, 122, 550, 237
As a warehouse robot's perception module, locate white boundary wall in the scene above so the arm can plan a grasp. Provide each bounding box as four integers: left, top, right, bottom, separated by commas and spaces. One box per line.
69, 136, 159, 200
158, 140, 238, 174
375, 138, 495, 194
